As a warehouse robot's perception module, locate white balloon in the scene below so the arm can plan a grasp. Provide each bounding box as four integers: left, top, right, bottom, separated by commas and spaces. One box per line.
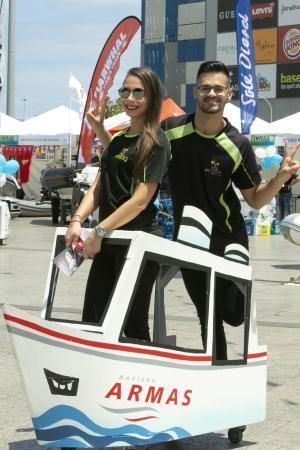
255, 147, 266, 158
0, 172, 7, 187
266, 145, 276, 156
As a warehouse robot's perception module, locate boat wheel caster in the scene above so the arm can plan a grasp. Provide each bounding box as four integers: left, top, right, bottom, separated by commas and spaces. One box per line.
228, 425, 246, 444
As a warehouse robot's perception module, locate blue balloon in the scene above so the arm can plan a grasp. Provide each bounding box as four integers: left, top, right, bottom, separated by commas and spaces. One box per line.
272, 154, 283, 165
0, 154, 6, 171
3, 159, 20, 175
261, 157, 272, 169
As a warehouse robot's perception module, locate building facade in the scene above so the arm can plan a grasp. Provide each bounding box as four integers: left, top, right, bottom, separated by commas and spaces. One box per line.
141, 0, 300, 121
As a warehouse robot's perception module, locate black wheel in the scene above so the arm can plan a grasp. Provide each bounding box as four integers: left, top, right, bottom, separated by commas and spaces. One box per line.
228, 425, 246, 444
61, 447, 76, 450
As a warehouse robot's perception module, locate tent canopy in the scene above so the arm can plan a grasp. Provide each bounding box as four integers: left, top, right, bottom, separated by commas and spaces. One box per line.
267, 112, 300, 135
20, 105, 81, 135
0, 112, 23, 135
224, 103, 271, 134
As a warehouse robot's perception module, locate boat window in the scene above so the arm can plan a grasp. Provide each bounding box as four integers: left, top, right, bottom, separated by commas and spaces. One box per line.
120, 253, 210, 354
44, 236, 130, 325
213, 274, 251, 365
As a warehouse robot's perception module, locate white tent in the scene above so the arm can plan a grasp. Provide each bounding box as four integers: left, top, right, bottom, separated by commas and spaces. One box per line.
268, 112, 300, 135
20, 105, 81, 135
103, 111, 130, 130
0, 112, 23, 135
224, 103, 271, 134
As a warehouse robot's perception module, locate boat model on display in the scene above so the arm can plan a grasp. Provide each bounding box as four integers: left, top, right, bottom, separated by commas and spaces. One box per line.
3, 206, 267, 449
16, 198, 52, 217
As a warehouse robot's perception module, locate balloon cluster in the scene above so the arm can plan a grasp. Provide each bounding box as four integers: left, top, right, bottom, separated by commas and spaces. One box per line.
255, 145, 283, 170
0, 154, 20, 187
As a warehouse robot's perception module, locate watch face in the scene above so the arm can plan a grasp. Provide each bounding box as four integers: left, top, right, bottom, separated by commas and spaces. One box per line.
96, 225, 107, 237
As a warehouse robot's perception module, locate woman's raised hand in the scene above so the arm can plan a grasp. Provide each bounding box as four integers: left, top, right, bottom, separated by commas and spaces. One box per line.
86, 95, 109, 130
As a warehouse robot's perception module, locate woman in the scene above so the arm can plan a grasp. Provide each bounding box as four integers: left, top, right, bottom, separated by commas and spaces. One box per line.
65, 67, 170, 341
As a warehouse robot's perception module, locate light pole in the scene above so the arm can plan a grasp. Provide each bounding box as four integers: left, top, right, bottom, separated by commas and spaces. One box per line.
258, 95, 273, 123
22, 98, 27, 120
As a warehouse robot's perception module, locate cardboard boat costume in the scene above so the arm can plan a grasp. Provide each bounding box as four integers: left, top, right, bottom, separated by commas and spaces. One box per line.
3, 206, 267, 448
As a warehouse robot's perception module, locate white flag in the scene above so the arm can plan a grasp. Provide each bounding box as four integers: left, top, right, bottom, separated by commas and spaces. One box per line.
69, 73, 85, 104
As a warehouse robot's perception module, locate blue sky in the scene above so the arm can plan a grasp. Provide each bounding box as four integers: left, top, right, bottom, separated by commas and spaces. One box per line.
1, 0, 141, 119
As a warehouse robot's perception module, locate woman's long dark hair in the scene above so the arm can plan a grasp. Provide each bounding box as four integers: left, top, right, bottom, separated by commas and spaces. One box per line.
124, 67, 163, 182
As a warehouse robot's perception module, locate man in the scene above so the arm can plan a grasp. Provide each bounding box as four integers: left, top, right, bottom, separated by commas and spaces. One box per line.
162, 61, 299, 360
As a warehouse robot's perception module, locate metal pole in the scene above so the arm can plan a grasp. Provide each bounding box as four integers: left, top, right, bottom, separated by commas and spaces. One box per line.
258, 96, 273, 123
22, 97, 27, 120
7, 0, 16, 117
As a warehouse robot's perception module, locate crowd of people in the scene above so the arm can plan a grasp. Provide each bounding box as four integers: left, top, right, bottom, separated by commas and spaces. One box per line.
65, 61, 300, 360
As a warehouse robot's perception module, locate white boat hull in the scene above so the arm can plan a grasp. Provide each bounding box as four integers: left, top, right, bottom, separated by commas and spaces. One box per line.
4, 305, 266, 448
3, 222, 267, 448
17, 199, 52, 217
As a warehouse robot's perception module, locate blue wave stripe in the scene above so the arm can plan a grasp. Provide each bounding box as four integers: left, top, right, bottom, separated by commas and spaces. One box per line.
38, 427, 189, 447
32, 404, 153, 437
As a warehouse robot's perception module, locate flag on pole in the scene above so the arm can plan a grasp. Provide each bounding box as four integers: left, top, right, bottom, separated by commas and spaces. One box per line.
77, 16, 141, 165
69, 73, 84, 103
235, 0, 258, 134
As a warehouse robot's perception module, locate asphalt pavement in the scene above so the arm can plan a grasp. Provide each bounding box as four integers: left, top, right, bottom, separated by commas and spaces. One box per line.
0, 216, 299, 450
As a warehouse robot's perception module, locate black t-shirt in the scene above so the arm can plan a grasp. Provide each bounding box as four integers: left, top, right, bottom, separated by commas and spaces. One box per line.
99, 128, 170, 231
279, 174, 296, 194
161, 113, 261, 254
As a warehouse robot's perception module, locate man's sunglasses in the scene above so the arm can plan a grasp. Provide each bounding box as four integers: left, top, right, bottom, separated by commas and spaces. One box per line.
118, 87, 145, 100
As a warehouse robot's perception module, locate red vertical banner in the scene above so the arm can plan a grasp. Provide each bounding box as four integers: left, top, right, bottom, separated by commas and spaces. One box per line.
77, 16, 141, 165
2, 145, 34, 184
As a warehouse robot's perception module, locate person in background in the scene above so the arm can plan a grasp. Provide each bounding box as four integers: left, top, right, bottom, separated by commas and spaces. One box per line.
162, 61, 300, 360
278, 141, 300, 220
65, 67, 170, 340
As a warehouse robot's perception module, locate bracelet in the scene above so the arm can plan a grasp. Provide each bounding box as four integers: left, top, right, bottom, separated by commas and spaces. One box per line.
69, 218, 81, 225
72, 214, 82, 219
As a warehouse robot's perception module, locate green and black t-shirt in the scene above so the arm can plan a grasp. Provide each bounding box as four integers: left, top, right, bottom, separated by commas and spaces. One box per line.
161, 113, 261, 254
99, 128, 170, 232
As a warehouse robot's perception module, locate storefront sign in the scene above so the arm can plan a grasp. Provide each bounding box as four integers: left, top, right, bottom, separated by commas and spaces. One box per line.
278, 26, 300, 62
217, 32, 237, 65
251, 135, 275, 145
251, 2, 277, 29
254, 28, 277, 63
256, 63, 277, 97
218, 0, 277, 32
276, 62, 300, 97
18, 134, 75, 146
228, 65, 239, 99
0, 135, 18, 145
278, 0, 300, 26
218, 0, 236, 33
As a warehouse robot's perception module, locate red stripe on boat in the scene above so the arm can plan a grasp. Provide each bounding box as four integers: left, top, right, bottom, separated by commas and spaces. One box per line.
4, 313, 212, 362
124, 416, 158, 422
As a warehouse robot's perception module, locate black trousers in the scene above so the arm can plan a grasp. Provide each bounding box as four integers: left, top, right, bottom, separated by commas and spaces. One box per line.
181, 269, 245, 360
82, 243, 159, 341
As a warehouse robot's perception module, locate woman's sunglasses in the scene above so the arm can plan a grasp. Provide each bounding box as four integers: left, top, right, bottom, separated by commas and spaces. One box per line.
118, 87, 145, 100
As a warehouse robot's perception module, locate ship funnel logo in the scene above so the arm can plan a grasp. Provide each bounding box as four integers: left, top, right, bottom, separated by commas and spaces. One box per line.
44, 368, 79, 396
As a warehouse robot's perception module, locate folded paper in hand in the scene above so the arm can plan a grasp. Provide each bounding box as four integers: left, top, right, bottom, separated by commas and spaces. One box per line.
53, 229, 90, 276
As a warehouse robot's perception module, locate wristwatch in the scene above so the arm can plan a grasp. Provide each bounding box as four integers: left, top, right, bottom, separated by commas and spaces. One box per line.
95, 224, 108, 238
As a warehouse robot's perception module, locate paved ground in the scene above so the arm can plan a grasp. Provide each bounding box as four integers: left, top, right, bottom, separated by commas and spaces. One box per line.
0, 216, 299, 450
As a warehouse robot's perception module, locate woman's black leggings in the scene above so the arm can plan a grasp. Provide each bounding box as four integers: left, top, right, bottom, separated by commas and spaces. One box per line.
82, 243, 159, 341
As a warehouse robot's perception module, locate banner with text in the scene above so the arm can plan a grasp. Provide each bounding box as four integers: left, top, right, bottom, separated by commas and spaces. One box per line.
77, 16, 141, 164
236, 0, 258, 134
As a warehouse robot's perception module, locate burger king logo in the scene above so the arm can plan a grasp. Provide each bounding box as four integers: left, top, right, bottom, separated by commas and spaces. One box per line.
283, 28, 300, 60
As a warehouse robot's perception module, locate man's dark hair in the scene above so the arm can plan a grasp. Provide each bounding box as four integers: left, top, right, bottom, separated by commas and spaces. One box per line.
196, 61, 231, 81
